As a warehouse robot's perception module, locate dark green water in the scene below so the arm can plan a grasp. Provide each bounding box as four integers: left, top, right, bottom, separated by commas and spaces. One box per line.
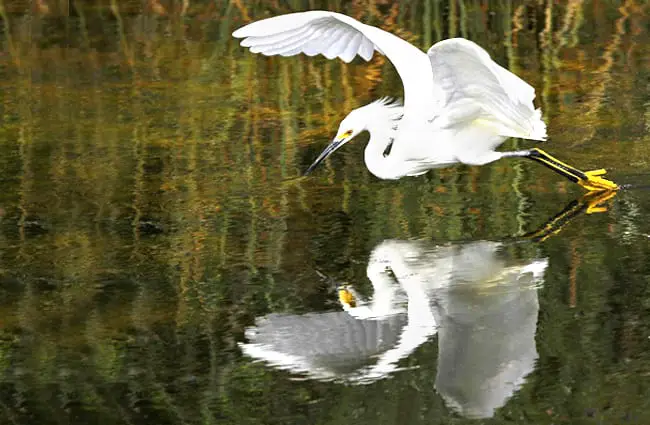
1, 1, 650, 424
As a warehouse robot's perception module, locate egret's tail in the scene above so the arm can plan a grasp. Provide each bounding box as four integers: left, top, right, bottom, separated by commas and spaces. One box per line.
472, 106, 546, 143
528, 108, 548, 140
501, 107, 547, 141
483, 107, 546, 142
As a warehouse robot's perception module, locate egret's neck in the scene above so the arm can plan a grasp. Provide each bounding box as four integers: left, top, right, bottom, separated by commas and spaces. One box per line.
350, 99, 412, 179
363, 121, 403, 180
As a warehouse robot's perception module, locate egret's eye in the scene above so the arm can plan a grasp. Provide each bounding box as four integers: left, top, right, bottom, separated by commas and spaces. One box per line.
343, 130, 353, 136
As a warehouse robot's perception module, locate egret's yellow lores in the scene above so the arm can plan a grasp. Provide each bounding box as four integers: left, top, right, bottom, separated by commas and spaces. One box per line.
233, 11, 618, 192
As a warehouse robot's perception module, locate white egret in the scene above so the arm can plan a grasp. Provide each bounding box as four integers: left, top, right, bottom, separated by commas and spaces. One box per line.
233, 11, 618, 191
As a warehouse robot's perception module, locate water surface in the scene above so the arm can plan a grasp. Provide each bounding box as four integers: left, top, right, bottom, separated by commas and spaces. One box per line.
1, 1, 650, 424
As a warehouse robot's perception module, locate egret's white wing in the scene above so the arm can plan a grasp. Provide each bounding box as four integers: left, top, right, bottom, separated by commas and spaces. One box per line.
233, 11, 434, 110
427, 39, 546, 141
233, 12, 374, 62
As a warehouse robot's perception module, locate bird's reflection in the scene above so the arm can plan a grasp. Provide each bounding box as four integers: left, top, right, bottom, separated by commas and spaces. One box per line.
239, 190, 616, 418
241, 240, 544, 415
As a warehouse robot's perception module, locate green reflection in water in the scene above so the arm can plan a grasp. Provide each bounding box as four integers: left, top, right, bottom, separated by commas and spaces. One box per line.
0, 1, 649, 424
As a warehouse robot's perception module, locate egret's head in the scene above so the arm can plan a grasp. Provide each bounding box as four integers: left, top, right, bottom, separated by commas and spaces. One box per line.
304, 110, 367, 175
304, 98, 402, 175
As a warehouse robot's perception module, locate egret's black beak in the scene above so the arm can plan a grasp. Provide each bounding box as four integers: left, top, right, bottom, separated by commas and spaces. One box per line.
304, 136, 349, 175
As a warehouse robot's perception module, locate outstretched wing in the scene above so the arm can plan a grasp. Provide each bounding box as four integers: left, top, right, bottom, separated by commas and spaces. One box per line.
233, 11, 433, 110
427, 38, 546, 141
233, 11, 376, 63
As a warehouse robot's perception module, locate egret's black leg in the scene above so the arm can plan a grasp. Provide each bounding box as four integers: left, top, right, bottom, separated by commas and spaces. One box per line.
526, 148, 586, 183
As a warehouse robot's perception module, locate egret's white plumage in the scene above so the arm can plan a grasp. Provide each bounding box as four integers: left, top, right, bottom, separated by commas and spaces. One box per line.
233, 11, 618, 191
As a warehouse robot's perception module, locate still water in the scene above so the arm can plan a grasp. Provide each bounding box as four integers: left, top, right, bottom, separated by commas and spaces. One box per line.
1, 1, 650, 424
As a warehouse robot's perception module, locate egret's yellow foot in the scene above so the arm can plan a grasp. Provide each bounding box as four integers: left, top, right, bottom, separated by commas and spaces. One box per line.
577, 169, 619, 192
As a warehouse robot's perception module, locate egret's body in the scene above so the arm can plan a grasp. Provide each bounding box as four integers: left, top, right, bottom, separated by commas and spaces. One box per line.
233, 11, 617, 191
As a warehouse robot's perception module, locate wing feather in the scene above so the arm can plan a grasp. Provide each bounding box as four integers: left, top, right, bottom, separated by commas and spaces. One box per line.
323, 29, 357, 61
322, 27, 350, 59
240, 25, 310, 47
302, 31, 330, 56
341, 33, 363, 63
261, 38, 308, 56
262, 25, 326, 56
245, 25, 318, 53
358, 38, 375, 61
279, 46, 306, 57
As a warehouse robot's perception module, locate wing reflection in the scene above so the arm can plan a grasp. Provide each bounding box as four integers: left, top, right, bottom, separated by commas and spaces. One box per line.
241, 310, 409, 382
